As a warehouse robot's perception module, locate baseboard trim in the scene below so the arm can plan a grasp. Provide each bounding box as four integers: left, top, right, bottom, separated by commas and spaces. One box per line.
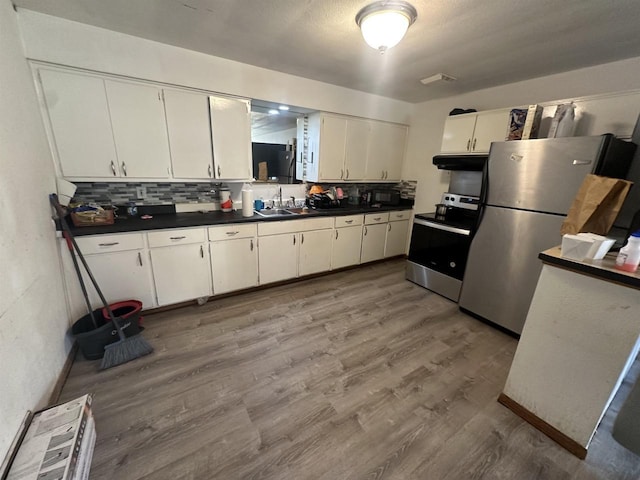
48, 341, 78, 405
498, 393, 587, 459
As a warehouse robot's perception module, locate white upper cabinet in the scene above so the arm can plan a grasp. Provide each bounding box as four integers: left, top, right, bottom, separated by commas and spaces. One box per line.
366, 122, 407, 181
104, 79, 172, 179
306, 112, 407, 183
39, 69, 120, 178
440, 109, 510, 154
164, 89, 214, 179
344, 118, 370, 180
209, 96, 252, 180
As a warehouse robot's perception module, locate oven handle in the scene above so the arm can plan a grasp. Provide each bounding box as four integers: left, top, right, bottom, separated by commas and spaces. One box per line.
413, 218, 471, 236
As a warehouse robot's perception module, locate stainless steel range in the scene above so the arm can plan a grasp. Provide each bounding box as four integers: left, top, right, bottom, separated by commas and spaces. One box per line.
406, 193, 480, 301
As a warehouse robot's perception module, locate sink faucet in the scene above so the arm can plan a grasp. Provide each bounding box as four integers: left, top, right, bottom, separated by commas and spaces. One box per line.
289, 196, 296, 208
279, 187, 283, 208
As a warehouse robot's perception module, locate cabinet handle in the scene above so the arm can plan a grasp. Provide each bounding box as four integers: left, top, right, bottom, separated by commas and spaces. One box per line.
98, 242, 119, 247
217, 165, 221, 177
200, 245, 204, 258
293, 235, 296, 245
225, 231, 239, 236
472, 138, 477, 151
388, 223, 392, 232
250, 239, 254, 251
311, 152, 314, 164
340, 169, 344, 179
364, 226, 368, 235
121, 162, 127, 176
208, 164, 212, 177
170, 236, 187, 240
374, 217, 381, 221
138, 252, 143, 266
301, 233, 304, 244
466, 139, 471, 151
346, 169, 349, 179
381, 170, 385, 179
335, 230, 339, 239
345, 220, 353, 224
110, 160, 117, 176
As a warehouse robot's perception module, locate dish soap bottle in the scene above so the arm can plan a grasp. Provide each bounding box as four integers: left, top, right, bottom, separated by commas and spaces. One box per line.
241, 183, 253, 217
615, 231, 640, 273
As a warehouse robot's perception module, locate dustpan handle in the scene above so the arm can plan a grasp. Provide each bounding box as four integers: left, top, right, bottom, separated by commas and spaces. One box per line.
49, 194, 125, 340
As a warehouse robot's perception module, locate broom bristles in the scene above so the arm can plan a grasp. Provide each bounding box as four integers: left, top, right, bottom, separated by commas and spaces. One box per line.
100, 334, 153, 370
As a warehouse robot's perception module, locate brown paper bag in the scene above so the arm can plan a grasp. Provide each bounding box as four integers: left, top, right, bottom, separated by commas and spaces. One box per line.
258, 161, 268, 181
561, 174, 633, 235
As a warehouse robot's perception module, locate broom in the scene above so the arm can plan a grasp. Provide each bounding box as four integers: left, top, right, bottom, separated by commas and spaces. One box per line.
50, 194, 153, 369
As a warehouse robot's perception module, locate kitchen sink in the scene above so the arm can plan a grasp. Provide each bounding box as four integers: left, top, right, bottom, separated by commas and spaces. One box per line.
254, 208, 298, 217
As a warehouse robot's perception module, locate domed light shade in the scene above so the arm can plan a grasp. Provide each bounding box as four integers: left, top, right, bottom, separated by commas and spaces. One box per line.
356, 1, 417, 53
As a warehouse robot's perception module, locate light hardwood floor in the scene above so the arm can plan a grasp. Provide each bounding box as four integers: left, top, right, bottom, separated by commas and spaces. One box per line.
59, 259, 640, 479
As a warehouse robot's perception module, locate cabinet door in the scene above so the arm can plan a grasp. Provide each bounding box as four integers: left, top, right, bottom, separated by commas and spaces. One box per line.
79, 250, 155, 310
440, 114, 478, 153
332, 225, 363, 270
384, 220, 410, 257
210, 96, 252, 179
39, 69, 119, 178
299, 229, 333, 276
344, 118, 369, 180
150, 244, 212, 306
361, 223, 387, 263
210, 238, 258, 294
105, 80, 172, 178
318, 115, 347, 181
366, 122, 407, 181
258, 233, 298, 284
472, 109, 510, 153
164, 89, 214, 179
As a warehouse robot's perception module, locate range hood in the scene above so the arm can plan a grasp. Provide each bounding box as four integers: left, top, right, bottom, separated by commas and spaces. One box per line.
433, 154, 488, 171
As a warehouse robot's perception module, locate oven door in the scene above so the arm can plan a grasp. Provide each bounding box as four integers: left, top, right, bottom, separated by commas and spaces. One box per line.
407, 218, 472, 280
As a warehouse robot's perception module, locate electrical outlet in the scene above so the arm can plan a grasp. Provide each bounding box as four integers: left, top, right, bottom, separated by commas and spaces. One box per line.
136, 186, 147, 199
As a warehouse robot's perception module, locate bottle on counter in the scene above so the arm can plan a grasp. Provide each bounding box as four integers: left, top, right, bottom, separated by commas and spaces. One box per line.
615, 231, 640, 273
241, 183, 253, 217
220, 184, 233, 212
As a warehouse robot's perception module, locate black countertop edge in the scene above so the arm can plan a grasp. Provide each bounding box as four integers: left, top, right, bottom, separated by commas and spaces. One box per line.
539, 249, 640, 290
68, 205, 414, 236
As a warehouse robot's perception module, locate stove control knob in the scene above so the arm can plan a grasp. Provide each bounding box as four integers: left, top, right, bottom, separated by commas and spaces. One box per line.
450, 261, 456, 268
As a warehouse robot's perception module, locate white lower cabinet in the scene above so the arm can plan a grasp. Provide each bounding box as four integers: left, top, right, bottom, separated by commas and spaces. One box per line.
258, 233, 298, 285
147, 228, 211, 306
210, 238, 258, 294
361, 223, 388, 263
384, 219, 410, 257
332, 225, 363, 269
299, 229, 333, 276
150, 243, 212, 306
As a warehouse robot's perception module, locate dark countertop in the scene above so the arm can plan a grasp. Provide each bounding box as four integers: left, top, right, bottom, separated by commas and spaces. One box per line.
69, 205, 413, 236
539, 246, 640, 290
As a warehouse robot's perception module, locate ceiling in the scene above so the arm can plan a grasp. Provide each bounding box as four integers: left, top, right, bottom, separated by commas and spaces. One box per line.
14, 0, 640, 103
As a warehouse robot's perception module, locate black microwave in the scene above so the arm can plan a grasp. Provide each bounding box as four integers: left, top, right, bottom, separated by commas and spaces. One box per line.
372, 190, 400, 205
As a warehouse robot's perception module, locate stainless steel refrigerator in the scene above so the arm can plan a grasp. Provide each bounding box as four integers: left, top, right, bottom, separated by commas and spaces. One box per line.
459, 135, 636, 335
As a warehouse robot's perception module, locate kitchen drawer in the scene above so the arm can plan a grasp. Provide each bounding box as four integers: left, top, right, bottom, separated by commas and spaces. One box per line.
208, 223, 257, 242
75, 233, 145, 255
147, 228, 206, 248
258, 217, 333, 236
364, 212, 390, 225
388, 210, 411, 221
335, 215, 363, 228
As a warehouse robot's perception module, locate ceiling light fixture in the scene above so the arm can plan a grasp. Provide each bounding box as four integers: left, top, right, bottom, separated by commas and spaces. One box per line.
356, 1, 417, 54
420, 73, 457, 85
278, 105, 290, 111
268, 109, 280, 115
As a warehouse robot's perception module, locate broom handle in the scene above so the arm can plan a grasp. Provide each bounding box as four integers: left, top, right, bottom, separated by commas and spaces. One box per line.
63, 231, 98, 329
50, 194, 126, 341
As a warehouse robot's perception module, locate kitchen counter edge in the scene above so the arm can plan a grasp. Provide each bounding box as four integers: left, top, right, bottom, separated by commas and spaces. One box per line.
539, 246, 640, 290
67, 206, 414, 236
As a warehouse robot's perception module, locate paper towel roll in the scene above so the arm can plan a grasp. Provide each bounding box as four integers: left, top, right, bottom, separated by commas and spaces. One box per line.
242, 187, 253, 217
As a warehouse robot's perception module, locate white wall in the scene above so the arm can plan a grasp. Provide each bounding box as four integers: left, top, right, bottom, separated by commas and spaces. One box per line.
403, 57, 640, 213
0, 0, 72, 462
16, 10, 414, 125
252, 127, 297, 145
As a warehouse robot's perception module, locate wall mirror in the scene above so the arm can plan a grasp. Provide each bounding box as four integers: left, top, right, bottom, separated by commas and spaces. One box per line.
250, 100, 315, 184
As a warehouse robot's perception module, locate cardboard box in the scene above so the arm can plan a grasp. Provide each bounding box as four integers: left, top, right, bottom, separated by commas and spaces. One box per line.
506, 108, 528, 140
522, 105, 543, 139
7, 395, 95, 480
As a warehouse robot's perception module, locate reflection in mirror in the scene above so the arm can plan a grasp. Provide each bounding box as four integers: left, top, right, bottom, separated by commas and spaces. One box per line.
251, 101, 315, 184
